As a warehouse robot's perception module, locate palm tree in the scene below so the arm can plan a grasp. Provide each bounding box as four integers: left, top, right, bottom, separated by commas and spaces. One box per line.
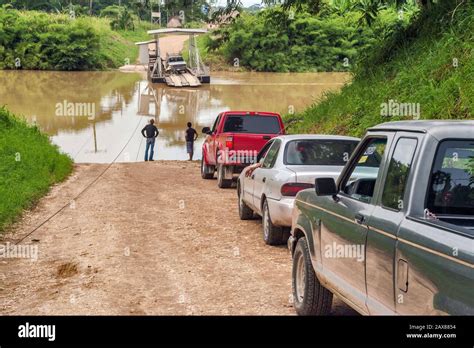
352, 0, 385, 26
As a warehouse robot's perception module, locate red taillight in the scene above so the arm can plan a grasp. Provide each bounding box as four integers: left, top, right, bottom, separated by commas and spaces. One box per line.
281, 183, 314, 197
225, 136, 233, 149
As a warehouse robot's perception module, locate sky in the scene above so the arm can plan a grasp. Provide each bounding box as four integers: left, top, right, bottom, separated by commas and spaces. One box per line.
213, 0, 263, 7
240, 0, 262, 6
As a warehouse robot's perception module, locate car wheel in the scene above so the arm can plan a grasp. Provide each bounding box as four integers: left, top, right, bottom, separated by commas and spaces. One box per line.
201, 157, 214, 179
217, 164, 232, 188
262, 200, 284, 245
292, 237, 333, 316
238, 183, 253, 220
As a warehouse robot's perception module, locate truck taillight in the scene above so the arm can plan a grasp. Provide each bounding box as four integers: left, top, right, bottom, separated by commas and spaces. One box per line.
281, 183, 314, 197
225, 136, 233, 149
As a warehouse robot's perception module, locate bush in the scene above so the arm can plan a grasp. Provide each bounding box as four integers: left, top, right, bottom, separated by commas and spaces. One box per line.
0, 107, 73, 232
100, 5, 135, 31
0, 8, 104, 70
0, 7, 149, 70
206, 6, 410, 72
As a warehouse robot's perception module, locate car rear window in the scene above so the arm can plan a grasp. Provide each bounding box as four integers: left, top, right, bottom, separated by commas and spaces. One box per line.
427, 140, 474, 215
223, 115, 281, 134
285, 139, 358, 166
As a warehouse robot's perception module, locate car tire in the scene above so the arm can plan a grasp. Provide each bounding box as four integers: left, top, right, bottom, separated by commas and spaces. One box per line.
292, 237, 333, 316
238, 183, 253, 220
201, 157, 215, 179
262, 200, 284, 245
282, 227, 291, 243
217, 164, 232, 188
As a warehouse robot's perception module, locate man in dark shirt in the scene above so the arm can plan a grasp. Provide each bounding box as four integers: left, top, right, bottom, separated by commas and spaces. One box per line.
185, 122, 198, 161
141, 119, 159, 161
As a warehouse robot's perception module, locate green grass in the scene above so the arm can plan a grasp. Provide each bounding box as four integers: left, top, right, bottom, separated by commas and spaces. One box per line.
55, 16, 152, 69
0, 107, 73, 233
286, 1, 474, 136
100, 21, 154, 67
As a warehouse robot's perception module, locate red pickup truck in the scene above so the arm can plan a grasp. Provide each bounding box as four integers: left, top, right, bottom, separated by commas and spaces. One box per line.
200, 111, 285, 188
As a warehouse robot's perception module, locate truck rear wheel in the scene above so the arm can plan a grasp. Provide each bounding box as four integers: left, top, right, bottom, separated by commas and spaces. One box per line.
217, 164, 232, 188
201, 158, 215, 179
292, 237, 333, 315
262, 200, 284, 245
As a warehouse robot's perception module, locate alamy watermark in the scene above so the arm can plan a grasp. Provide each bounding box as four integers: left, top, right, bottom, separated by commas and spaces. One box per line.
324, 242, 365, 262
0, 242, 38, 262
55, 100, 96, 120
18, 322, 55, 341
380, 99, 420, 119
217, 149, 258, 164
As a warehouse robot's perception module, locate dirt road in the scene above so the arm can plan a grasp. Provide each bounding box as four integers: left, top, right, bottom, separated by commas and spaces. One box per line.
0, 161, 356, 315
120, 34, 189, 71
158, 35, 188, 58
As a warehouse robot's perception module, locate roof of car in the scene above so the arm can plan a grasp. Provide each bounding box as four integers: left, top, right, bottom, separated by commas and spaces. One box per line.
221, 111, 280, 116
368, 120, 474, 139
275, 134, 360, 142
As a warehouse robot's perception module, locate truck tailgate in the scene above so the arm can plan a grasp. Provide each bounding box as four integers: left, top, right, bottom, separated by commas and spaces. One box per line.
230, 133, 274, 151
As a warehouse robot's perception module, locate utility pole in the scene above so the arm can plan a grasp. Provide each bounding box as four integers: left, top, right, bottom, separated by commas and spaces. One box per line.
89, 0, 93, 15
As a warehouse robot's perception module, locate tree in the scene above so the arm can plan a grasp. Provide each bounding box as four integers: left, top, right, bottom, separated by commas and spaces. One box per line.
101, 5, 135, 30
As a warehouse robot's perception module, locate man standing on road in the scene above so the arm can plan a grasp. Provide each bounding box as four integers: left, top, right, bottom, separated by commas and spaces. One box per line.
185, 122, 198, 161
141, 119, 159, 161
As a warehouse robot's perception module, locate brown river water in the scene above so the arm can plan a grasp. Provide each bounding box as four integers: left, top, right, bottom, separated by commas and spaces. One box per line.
0, 70, 349, 162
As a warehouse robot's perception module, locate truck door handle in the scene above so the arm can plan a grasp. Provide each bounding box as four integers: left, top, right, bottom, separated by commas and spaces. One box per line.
263, 136, 271, 140
355, 213, 365, 224
262, 177, 266, 183
397, 259, 409, 292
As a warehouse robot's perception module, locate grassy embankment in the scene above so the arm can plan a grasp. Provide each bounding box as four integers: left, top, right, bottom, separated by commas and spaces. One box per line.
286, 1, 474, 136
0, 8, 152, 70
0, 107, 73, 232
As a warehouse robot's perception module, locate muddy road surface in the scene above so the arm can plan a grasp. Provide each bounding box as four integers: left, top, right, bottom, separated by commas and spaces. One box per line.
0, 161, 356, 315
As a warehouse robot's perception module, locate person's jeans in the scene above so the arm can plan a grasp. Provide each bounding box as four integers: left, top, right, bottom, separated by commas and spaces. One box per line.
145, 138, 155, 161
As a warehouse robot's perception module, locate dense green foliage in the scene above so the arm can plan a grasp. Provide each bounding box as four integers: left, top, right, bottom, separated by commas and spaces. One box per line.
0, 107, 73, 232
100, 5, 136, 30
286, 1, 474, 136
0, 7, 150, 70
205, 5, 413, 72
0, 0, 211, 22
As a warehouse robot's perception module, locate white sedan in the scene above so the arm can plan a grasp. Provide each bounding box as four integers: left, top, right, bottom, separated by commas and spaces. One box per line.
237, 135, 360, 245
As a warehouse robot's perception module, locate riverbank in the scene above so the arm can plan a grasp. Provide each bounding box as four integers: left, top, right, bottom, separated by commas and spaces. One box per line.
287, 1, 473, 136
0, 107, 72, 232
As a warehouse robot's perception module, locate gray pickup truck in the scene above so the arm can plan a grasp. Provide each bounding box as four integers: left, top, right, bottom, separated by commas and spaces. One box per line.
288, 120, 474, 315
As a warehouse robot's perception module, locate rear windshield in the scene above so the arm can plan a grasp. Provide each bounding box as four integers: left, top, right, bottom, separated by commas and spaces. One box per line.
169, 57, 184, 62
427, 140, 474, 215
223, 115, 281, 134
285, 139, 358, 166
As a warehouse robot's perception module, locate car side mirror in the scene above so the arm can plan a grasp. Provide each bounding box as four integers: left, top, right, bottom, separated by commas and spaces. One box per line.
202, 127, 211, 135
315, 178, 338, 196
